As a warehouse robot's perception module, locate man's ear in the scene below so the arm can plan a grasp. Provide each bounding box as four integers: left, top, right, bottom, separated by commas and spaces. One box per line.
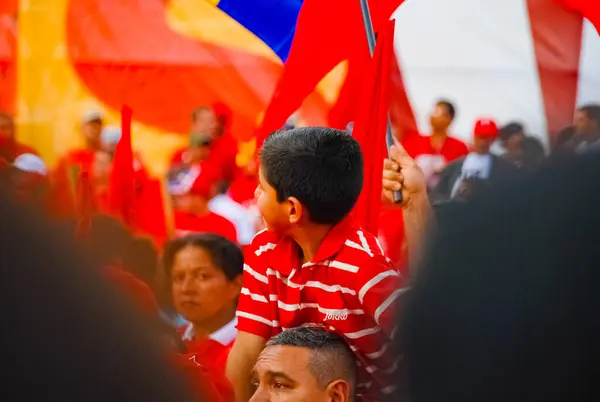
286, 196, 304, 225
326, 379, 351, 402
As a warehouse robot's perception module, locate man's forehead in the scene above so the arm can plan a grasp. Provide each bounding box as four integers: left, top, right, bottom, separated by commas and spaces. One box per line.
255, 345, 310, 373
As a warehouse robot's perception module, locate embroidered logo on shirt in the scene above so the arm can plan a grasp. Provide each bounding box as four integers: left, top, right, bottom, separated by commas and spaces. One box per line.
325, 312, 348, 321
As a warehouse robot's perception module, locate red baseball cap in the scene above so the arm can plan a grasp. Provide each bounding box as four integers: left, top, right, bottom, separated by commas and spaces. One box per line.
473, 118, 498, 138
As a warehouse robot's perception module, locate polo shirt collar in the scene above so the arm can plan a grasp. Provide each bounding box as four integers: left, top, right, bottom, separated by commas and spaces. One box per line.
275, 215, 356, 276
310, 214, 356, 264
182, 317, 238, 345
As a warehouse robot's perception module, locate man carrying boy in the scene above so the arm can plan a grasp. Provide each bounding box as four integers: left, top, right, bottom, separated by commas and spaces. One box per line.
226, 127, 430, 401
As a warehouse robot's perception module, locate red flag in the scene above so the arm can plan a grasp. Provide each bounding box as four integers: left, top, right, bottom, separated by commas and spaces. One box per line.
329, 31, 418, 141
108, 105, 135, 226
352, 19, 396, 234
74, 170, 93, 239
557, 0, 600, 35
256, 0, 403, 146
134, 178, 168, 249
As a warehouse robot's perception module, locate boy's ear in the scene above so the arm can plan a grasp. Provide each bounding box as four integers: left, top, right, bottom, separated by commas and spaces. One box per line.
287, 196, 304, 224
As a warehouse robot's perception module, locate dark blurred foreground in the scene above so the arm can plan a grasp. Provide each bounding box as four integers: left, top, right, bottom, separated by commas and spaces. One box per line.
0, 192, 195, 402
400, 151, 600, 402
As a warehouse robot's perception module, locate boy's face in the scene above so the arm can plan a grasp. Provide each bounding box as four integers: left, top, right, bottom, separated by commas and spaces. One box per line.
256, 166, 294, 233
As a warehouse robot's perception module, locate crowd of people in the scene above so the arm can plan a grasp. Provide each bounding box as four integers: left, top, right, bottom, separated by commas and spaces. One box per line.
1, 98, 600, 402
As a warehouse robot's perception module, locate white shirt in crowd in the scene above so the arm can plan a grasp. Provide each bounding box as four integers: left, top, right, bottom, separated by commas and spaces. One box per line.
209, 194, 257, 245
181, 317, 238, 346
451, 153, 493, 198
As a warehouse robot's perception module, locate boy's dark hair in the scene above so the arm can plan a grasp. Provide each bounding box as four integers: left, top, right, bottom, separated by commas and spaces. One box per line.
163, 233, 243, 280
436, 99, 456, 120
260, 127, 364, 225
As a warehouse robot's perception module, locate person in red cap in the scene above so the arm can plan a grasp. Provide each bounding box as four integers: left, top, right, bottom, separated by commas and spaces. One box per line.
431, 118, 516, 202
170, 165, 238, 243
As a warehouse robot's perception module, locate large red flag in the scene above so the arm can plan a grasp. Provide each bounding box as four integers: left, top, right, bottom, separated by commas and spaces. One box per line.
256, 0, 403, 146
108, 106, 135, 226
352, 19, 396, 234
557, 0, 600, 35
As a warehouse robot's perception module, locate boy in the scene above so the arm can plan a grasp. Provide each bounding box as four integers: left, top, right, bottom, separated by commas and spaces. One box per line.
227, 127, 411, 401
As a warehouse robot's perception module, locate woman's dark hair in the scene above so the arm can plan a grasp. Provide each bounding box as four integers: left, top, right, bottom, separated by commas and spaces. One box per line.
163, 233, 243, 280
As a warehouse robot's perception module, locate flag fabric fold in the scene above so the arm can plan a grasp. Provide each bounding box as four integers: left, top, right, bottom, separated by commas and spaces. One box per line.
352, 19, 396, 234
256, 0, 403, 146
557, 0, 600, 35
108, 105, 135, 226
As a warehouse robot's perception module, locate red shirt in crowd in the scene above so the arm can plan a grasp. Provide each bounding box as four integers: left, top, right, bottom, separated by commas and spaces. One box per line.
402, 134, 468, 187
174, 211, 238, 243
237, 216, 406, 401
172, 353, 234, 402
180, 318, 237, 375
170, 134, 238, 183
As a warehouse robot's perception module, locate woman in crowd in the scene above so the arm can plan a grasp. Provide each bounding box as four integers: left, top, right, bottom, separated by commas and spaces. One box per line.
163, 233, 243, 374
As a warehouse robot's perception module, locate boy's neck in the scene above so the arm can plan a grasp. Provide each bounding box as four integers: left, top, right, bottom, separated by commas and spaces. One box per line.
290, 223, 334, 264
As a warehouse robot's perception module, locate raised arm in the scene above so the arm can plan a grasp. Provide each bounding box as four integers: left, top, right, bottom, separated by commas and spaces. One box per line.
383, 141, 433, 275
226, 331, 266, 402
227, 251, 276, 401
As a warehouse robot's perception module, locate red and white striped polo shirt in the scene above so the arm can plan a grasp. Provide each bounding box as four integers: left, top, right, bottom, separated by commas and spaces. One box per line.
237, 216, 407, 401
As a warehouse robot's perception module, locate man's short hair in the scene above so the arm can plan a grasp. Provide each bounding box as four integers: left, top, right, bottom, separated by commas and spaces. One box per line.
163, 233, 243, 281
436, 99, 456, 120
260, 127, 364, 225
267, 327, 356, 394
578, 104, 600, 125
190, 106, 213, 122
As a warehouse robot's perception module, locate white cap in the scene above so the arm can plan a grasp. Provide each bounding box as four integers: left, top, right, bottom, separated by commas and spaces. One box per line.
101, 125, 122, 146
13, 153, 47, 176
81, 110, 104, 124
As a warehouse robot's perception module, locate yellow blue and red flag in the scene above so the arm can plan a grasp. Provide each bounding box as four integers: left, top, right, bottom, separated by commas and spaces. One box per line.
210, 0, 303, 61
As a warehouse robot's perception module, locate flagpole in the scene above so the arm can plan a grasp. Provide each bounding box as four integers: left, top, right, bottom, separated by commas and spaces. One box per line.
359, 0, 403, 204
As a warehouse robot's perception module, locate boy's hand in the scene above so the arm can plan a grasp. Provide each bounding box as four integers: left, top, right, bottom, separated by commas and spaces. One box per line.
382, 140, 426, 207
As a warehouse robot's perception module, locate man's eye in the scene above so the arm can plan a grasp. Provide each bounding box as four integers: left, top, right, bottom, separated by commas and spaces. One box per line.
273, 382, 286, 389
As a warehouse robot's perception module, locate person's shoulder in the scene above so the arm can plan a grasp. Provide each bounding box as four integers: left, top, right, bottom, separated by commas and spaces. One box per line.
243, 229, 282, 265
340, 226, 392, 267
248, 229, 280, 252
15, 143, 39, 157
447, 136, 469, 149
